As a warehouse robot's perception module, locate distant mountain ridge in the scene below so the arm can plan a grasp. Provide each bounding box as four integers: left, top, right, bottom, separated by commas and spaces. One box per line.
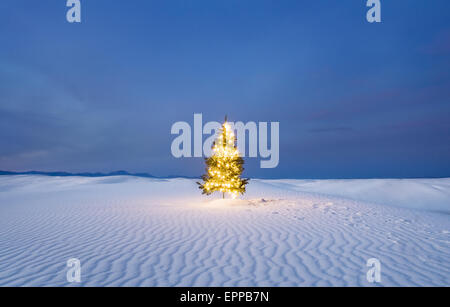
0, 170, 199, 179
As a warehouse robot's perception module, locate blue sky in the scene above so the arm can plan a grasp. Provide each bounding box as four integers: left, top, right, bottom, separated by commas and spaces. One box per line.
0, 0, 449, 178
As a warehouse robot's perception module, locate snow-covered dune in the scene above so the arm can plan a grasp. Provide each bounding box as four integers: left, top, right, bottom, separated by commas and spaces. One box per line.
261, 178, 450, 214
0, 175, 448, 287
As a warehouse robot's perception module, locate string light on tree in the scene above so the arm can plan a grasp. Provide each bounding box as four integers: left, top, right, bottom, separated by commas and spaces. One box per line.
198, 116, 249, 199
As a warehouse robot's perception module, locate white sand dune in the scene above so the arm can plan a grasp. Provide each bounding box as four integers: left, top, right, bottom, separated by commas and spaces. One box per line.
262, 178, 450, 214
0, 175, 449, 287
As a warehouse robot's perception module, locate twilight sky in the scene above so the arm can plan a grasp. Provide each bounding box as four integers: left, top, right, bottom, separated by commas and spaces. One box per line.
0, 0, 449, 178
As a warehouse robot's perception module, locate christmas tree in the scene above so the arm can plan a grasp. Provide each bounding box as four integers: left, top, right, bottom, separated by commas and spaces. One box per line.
198, 117, 249, 198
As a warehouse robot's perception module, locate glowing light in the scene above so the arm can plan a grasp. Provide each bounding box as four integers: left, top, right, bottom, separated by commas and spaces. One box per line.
197, 117, 249, 199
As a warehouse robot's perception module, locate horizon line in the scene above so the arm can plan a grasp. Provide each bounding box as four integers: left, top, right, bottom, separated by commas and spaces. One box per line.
0, 170, 449, 181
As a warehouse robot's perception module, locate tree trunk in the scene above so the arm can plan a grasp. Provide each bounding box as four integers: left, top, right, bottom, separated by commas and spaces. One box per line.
222, 192, 225, 199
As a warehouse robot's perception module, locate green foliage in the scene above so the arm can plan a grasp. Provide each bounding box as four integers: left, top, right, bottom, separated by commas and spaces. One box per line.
197, 119, 249, 198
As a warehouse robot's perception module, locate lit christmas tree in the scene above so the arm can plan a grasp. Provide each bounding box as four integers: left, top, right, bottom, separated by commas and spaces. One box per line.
198, 117, 249, 199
